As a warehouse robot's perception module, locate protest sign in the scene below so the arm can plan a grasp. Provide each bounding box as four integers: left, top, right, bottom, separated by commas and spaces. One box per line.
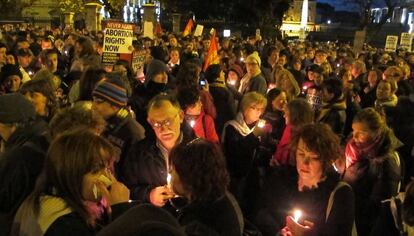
353, 30, 366, 54
194, 24, 204, 37
143, 21, 154, 39
102, 22, 134, 66
385, 35, 398, 52
400, 32, 413, 52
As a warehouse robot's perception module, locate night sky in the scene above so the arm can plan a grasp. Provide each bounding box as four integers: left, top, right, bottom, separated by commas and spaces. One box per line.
317, 0, 359, 12
317, 0, 386, 12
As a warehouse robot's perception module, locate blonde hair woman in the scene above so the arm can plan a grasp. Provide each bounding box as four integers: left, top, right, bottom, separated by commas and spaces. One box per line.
275, 69, 300, 101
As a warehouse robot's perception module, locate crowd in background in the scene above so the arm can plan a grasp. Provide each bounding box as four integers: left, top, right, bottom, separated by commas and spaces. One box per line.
0, 23, 414, 236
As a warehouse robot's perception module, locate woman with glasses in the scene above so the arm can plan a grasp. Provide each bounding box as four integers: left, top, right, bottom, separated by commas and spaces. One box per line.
169, 139, 244, 236
222, 91, 267, 217
11, 130, 131, 235
254, 123, 355, 236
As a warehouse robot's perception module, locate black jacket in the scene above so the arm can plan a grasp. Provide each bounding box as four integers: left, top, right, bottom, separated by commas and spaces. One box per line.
209, 83, 236, 136
254, 167, 355, 236
178, 192, 244, 236
317, 99, 347, 138
0, 119, 50, 236
343, 151, 402, 236
119, 125, 195, 202
44, 202, 136, 236
101, 108, 145, 176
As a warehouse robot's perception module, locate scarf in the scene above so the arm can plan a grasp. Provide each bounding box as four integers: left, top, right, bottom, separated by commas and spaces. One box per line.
375, 94, 398, 108
12, 196, 73, 236
317, 97, 347, 122
344, 134, 384, 168
12, 195, 109, 236
221, 112, 255, 142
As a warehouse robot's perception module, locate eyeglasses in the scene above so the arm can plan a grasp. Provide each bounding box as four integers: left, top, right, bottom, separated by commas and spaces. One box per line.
149, 113, 178, 129
245, 62, 258, 66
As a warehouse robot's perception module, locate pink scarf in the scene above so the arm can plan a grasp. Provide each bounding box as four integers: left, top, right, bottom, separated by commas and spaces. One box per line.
345, 135, 383, 168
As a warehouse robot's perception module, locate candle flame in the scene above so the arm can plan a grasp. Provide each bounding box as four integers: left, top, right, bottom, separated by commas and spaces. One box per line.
189, 120, 195, 128
258, 119, 266, 128
167, 174, 171, 186
293, 209, 302, 222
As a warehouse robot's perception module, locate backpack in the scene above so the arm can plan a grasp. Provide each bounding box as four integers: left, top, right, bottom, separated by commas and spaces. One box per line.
326, 181, 358, 236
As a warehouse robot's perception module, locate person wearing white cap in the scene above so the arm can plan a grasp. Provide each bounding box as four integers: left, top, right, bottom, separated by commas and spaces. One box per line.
238, 51, 267, 97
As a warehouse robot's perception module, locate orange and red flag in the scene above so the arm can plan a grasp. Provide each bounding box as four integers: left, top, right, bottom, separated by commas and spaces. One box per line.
155, 22, 163, 35
203, 29, 219, 71
182, 19, 194, 37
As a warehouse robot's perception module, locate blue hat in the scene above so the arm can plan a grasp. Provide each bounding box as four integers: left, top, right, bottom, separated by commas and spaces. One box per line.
92, 78, 128, 107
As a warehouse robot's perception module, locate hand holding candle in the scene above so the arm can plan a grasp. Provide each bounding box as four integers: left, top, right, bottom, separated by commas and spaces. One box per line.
281, 209, 314, 236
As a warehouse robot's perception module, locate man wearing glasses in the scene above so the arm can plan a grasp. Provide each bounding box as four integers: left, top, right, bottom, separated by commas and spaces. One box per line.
119, 93, 195, 207
238, 51, 267, 97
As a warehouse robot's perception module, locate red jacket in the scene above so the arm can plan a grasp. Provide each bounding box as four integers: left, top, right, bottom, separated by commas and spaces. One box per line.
190, 111, 219, 143
272, 124, 293, 166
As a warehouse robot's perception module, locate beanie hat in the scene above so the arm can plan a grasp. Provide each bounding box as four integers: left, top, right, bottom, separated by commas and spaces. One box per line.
0, 93, 36, 123
92, 78, 128, 107
16, 48, 32, 57
145, 59, 168, 84
306, 64, 323, 74
228, 64, 244, 79
246, 51, 261, 67
0, 64, 23, 83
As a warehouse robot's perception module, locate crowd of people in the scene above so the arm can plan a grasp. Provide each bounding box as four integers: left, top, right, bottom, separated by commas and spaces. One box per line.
0, 23, 414, 236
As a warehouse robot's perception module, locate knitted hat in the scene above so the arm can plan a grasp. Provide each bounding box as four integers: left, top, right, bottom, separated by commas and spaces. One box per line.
145, 59, 168, 84
246, 51, 261, 67
228, 64, 244, 79
0, 93, 36, 123
306, 64, 323, 74
0, 64, 23, 83
92, 78, 128, 107
16, 48, 32, 57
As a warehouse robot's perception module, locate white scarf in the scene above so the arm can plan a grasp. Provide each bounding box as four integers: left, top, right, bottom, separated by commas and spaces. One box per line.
221, 112, 255, 143
11, 195, 72, 236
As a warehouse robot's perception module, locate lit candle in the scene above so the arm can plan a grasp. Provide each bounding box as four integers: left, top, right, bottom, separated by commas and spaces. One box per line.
189, 120, 195, 128
167, 173, 171, 185
166, 173, 172, 189
293, 209, 302, 223
257, 119, 266, 128
229, 80, 236, 86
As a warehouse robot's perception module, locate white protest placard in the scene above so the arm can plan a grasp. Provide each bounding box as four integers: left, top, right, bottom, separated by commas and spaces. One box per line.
400, 32, 413, 52
385, 35, 399, 52
194, 24, 204, 37
103, 22, 134, 54
353, 30, 366, 54
298, 29, 306, 42
143, 21, 154, 39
